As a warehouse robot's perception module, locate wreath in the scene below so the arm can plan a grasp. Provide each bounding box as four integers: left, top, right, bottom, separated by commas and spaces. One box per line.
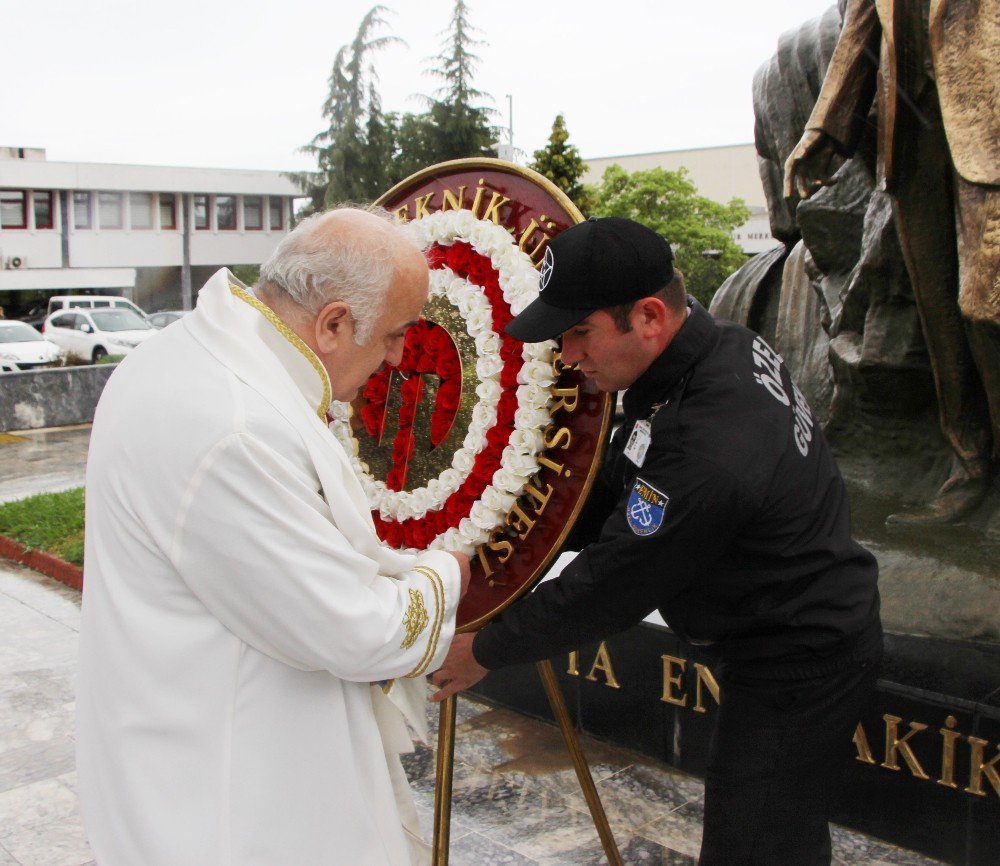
330, 209, 557, 554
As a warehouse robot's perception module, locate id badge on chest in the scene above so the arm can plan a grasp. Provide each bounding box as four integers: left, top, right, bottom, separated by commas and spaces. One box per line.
623, 419, 652, 467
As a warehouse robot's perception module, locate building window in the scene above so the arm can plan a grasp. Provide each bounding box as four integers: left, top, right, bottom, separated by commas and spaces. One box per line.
244, 196, 263, 230
216, 195, 237, 230
159, 193, 177, 229
0, 190, 27, 229
33, 191, 54, 229
99, 192, 123, 229
73, 192, 92, 229
130, 192, 153, 229
193, 194, 210, 230
269, 197, 284, 230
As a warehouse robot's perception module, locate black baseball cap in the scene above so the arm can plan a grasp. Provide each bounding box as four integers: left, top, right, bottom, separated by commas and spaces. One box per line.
505, 217, 674, 343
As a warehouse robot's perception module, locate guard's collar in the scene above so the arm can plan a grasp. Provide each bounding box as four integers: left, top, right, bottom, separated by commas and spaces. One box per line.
621, 298, 719, 419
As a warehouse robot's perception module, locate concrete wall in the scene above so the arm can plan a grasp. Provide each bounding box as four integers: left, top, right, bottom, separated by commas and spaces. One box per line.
0, 365, 115, 432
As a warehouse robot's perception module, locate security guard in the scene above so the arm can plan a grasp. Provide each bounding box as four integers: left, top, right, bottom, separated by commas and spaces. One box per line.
431, 217, 882, 865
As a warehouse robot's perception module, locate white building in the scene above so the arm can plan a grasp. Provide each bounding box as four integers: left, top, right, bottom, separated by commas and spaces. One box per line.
0, 147, 301, 317
583, 143, 778, 256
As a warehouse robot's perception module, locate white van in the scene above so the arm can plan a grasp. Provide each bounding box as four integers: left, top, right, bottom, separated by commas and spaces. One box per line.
47, 295, 147, 319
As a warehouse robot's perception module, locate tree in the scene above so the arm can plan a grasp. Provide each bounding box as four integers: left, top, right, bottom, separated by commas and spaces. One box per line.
529, 114, 596, 214
592, 165, 751, 306
420, 0, 496, 162
295, 6, 401, 209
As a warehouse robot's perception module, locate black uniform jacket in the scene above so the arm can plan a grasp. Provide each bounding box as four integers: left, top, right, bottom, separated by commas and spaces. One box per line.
474, 301, 880, 676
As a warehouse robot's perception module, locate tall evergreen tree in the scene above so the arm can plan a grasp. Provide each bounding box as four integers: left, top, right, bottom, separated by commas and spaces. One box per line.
529, 114, 596, 214
421, 0, 496, 161
295, 6, 400, 208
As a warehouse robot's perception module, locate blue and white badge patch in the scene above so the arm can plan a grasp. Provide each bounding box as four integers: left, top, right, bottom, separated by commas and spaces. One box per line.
626, 478, 669, 536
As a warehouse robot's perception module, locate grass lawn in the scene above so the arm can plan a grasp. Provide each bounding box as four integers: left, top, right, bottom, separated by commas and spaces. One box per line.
0, 487, 84, 566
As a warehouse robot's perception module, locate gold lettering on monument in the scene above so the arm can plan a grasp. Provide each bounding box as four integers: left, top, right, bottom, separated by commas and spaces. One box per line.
881, 715, 931, 780
504, 501, 537, 540
853, 723, 877, 765
567, 651, 580, 677
693, 663, 720, 713
473, 396, 581, 575
550, 386, 580, 415
478, 191, 511, 225
965, 736, 1000, 798
938, 715, 960, 789
660, 654, 687, 707
471, 179, 488, 218
414, 193, 436, 219
523, 480, 554, 514
440, 186, 467, 212
586, 642, 621, 689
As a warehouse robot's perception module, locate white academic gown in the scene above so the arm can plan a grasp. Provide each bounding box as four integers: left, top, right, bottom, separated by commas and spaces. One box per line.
76, 269, 461, 866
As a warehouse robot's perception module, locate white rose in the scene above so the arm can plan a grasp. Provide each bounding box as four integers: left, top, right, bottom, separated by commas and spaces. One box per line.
476, 355, 504, 379
517, 359, 555, 388
453, 285, 479, 318
425, 477, 445, 503
466, 220, 500, 250
515, 405, 553, 430
464, 307, 493, 338
493, 467, 528, 496
503, 449, 540, 477
517, 384, 552, 410
469, 500, 500, 530
508, 427, 544, 455
475, 331, 500, 357
409, 488, 436, 517
476, 379, 502, 402
482, 485, 517, 514
458, 517, 484, 545
439, 468, 462, 490
453, 448, 475, 474
472, 402, 497, 428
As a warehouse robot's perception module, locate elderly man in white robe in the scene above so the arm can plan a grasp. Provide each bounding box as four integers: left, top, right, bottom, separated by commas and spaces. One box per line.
76, 207, 470, 866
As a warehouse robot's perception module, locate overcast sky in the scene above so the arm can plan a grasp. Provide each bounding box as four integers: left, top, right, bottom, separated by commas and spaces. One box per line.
3, 0, 837, 173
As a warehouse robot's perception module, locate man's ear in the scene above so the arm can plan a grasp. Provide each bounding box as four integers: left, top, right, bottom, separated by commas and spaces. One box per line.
314, 301, 353, 353
632, 296, 668, 336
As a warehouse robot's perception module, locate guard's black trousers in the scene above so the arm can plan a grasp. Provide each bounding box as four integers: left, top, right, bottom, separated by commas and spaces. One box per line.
698, 631, 882, 865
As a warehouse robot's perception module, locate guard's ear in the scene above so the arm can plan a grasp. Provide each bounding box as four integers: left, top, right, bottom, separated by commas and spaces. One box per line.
632, 296, 669, 335
314, 301, 353, 353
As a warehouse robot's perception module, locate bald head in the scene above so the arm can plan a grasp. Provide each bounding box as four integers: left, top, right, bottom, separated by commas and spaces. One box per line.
258, 205, 427, 345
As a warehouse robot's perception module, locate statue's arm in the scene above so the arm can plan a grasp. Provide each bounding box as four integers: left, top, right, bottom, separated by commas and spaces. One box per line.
784, 0, 882, 199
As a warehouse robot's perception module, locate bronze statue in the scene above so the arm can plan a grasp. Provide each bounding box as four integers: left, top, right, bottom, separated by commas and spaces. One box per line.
785, 0, 1000, 534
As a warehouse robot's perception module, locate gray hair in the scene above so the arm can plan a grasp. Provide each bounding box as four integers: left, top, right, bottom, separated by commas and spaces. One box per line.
258, 205, 418, 345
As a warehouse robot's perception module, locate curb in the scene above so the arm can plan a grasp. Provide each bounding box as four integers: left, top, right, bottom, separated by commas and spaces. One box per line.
0, 533, 83, 591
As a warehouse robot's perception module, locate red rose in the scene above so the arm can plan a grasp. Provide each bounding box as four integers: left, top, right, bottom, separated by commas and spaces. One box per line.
382, 521, 404, 548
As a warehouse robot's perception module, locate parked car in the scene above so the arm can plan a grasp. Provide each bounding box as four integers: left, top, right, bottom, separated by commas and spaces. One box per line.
0, 320, 62, 371
42, 308, 157, 363
46, 295, 147, 320
147, 310, 189, 329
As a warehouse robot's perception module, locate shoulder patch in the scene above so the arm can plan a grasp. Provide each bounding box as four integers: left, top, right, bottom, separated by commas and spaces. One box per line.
626, 477, 669, 536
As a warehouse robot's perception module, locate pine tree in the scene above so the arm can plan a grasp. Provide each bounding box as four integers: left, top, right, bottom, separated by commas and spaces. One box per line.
421, 0, 496, 162
295, 6, 401, 208
529, 114, 596, 214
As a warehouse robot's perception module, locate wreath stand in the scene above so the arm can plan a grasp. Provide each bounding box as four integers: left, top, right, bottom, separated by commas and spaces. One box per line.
432, 659, 623, 865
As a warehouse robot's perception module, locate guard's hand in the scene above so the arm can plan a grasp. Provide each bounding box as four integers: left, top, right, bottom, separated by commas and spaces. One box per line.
431, 632, 487, 701
784, 129, 839, 200
446, 551, 471, 598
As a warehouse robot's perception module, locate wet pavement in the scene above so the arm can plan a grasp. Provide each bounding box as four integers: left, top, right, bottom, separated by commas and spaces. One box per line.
0, 425, 951, 864
0, 427, 90, 505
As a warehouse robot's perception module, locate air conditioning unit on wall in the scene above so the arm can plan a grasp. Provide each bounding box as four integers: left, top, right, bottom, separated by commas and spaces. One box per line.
6, 256, 25, 269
